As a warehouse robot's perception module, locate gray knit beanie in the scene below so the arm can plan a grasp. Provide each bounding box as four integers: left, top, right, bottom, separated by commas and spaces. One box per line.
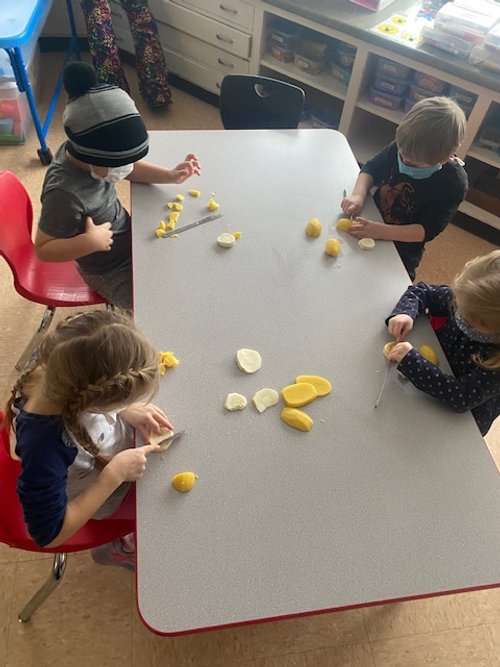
62, 62, 149, 167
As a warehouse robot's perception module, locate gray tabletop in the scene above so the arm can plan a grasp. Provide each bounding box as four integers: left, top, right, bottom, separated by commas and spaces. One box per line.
133, 130, 500, 635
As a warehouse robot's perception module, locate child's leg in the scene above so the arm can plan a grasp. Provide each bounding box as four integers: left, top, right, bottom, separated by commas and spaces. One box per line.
80, 0, 130, 92
119, 0, 171, 108
90, 532, 136, 571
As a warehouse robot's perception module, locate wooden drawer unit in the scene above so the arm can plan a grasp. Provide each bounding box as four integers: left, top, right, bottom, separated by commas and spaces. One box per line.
162, 48, 226, 94
170, 0, 254, 31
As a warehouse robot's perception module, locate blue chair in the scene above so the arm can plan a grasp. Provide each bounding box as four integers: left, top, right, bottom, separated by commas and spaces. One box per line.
0, 0, 80, 164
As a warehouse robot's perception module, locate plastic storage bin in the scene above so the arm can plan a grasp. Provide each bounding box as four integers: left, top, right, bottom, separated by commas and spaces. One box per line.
0, 45, 40, 145
369, 87, 404, 110
330, 61, 352, 84
412, 71, 446, 94
375, 57, 412, 81
407, 83, 431, 103
268, 42, 294, 63
337, 43, 356, 67
293, 50, 325, 75
269, 24, 302, 50
373, 73, 408, 96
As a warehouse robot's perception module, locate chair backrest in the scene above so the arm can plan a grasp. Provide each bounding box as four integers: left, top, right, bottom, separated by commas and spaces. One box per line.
0, 412, 134, 553
219, 74, 305, 130
0, 170, 34, 269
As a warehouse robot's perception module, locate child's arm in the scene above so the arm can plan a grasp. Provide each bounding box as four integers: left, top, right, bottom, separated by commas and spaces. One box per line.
35, 216, 113, 262
341, 173, 373, 217
127, 154, 201, 185
348, 217, 425, 242
44, 443, 160, 548
387, 283, 453, 322
118, 402, 173, 441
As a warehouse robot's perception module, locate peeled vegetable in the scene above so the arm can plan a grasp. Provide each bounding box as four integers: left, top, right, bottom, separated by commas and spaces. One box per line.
358, 238, 375, 250
224, 393, 247, 411
295, 375, 332, 396
282, 382, 317, 408
336, 218, 354, 232
325, 238, 341, 256
208, 198, 220, 211
252, 388, 279, 413
419, 344, 440, 366
305, 218, 322, 237
383, 342, 397, 358
217, 233, 236, 248
236, 348, 262, 373
172, 472, 198, 493
149, 428, 173, 446
280, 407, 313, 432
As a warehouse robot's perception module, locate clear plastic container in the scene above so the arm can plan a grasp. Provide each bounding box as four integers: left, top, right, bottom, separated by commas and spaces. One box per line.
337, 43, 356, 67
375, 57, 412, 81
331, 62, 352, 84
369, 87, 404, 111
412, 71, 446, 94
268, 42, 294, 63
269, 25, 302, 50
293, 50, 325, 75
407, 83, 431, 103
373, 73, 408, 96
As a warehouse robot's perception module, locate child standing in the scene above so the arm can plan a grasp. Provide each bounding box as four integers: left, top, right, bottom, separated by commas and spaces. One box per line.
4, 309, 171, 568
342, 97, 468, 280
385, 250, 500, 435
35, 62, 201, 311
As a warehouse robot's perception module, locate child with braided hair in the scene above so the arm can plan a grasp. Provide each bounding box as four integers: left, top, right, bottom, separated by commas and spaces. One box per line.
3, 309, 172, 570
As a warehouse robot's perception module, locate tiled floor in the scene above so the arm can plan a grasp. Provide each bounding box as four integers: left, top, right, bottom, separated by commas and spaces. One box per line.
1, 53, 499, 667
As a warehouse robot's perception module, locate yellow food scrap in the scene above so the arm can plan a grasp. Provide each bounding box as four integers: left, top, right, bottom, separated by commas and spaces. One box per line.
336, 217, 354, 232
325, 238, 341, 256
282, 382, 317, 408
168, 211, 180, 223
159, 220, 167, 231
305, 218, 322, 238
295, 375, 332, 396
232, 231, 242, 239
159, 350, 180, 375
419, 344, 440, 366
172, 472, 198, 493
155, 228, 166, 238
167, 202, 175, 209
189, 189, 201, 197
172, 202, 183, 212
280, 407, 313, 432
166, 220, 176, 231
175, 194, 185, 202
383, 342, 397, 358
208, 197, 220, 212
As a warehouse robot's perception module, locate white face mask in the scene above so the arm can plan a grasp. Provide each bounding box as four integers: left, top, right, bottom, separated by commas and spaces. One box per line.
90, 163, 134, 183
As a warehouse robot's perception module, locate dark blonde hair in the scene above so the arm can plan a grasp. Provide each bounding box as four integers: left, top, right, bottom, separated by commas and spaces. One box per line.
453, 249, 500, 370
396, 96, 466, 164
5, 309, 160, 465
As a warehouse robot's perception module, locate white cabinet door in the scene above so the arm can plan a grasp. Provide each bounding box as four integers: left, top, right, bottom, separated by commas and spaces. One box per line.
162, 48, 225, 95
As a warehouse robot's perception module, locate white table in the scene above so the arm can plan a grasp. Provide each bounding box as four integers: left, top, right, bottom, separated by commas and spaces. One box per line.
133, 130, 500, 635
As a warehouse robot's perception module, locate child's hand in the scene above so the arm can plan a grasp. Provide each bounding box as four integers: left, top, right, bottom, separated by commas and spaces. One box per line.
348, 217, 388, 240
341, 193, 364, 217
169, 154, 201, 184
387, 314, 414, 341
119, 403, 174, 441
387, 342, 413, 363
85, 216, 113, 252
106, 444, 160, 483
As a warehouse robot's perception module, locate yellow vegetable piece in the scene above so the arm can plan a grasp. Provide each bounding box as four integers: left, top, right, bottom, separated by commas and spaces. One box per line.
160, 351, 180, 367
358, 238, 375, 250
166, 220, 176, 231
159, 220, 167, 231
282, 382, 317, 408
295, 375, 332, 397
175, 194, 185, 202
172, 472, 198, 493
281, 407, 313, 432
168, 211, 180, 222
172, 203, 183, 212
167, 202, 175, 209
336, 217, 354, 232
232, 231, 242, 239
305, 218, 322, 238
189, 189, 201, 197
155, 228, 166, 238
383, 342, 397, 358
325, 238, 341, 256
208, 198, 220, 211
419, 344, 440, 366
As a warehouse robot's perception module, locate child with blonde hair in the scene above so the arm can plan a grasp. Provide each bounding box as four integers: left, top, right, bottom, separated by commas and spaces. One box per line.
385, 250, 500, 435
4, 309, 171, 569
342, 96, 468, 280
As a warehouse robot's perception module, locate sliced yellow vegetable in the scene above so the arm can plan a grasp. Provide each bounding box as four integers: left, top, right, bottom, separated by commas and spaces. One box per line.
155, 228, 166, 238
172, 472, 198, 493
280, 407, 313, 432
168, 211, 180, 222
189, 189, 201, 197
295, 375, 332, 396
282, 382, 317, 408
160, 351, 180, 367
167, 202, 175, 209
358, 238, 375, 250
252, 388, 279, 413
232, 231, 242, 239
217, 233, 235, 248
159, 219, 167, 231
208, 198, 220, 211
336, 217, 354, 232
172, 203, 183, 212
166, 220, 176, 231
175, 194, 185, 202
305, 218, 322, 238
383, 342, 397, 358
224, 393, 247, 411
325, 238, 341, 256
236, 348, 261, 373
419, 344, 440, 366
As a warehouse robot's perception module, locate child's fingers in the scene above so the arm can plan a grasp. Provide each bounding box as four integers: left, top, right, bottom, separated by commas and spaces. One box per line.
140, 443, 161, 456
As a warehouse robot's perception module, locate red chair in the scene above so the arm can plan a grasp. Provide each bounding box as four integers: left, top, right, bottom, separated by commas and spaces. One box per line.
0, 170, 106, 370
0, 412, 135, 622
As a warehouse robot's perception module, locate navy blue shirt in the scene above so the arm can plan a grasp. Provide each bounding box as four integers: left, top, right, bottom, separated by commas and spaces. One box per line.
14, 407, 77, 547
387, 282, 500, 435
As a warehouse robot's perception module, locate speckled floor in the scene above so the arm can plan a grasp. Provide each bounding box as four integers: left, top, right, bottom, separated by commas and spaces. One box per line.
1, 52, 499, 667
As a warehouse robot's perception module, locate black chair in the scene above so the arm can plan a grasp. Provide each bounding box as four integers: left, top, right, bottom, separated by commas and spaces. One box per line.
219, 74, 305, 130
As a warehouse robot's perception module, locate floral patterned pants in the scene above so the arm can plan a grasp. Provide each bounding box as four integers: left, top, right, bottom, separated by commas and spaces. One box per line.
80, 0, 171, 107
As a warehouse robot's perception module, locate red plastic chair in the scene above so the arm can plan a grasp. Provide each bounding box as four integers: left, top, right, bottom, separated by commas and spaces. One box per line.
0, 170, 106, 369
0, 412, 135, 621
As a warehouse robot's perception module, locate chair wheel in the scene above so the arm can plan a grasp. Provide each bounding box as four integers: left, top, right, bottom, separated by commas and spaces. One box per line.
37, 148, 53, 165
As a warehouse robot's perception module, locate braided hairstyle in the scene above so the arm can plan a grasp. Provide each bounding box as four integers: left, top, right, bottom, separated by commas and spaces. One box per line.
5, 309, 160, 466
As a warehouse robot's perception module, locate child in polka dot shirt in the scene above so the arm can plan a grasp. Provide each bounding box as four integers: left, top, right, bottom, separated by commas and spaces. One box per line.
385, 250, 500, 435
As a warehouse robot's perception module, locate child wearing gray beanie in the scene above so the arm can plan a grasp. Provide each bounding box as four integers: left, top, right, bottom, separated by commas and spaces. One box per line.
34, 63, 200, 310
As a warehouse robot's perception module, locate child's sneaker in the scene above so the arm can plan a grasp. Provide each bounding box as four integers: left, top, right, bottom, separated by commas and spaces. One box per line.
90, 534, 136, 572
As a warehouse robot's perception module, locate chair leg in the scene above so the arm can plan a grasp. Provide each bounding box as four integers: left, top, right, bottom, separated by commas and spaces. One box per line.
18, 553, 67, 623
15, 307, 55, 371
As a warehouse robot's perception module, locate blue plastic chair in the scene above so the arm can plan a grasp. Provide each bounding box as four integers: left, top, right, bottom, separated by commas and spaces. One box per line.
0, 0, 80, 164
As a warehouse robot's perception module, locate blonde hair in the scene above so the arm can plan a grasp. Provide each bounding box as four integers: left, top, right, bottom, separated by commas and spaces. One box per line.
5, 309, 160, 466
453, 249, 500, 370
396, 96, 466, 164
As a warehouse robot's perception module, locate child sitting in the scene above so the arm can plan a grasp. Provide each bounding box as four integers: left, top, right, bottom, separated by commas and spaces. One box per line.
342, 97, 468, 280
